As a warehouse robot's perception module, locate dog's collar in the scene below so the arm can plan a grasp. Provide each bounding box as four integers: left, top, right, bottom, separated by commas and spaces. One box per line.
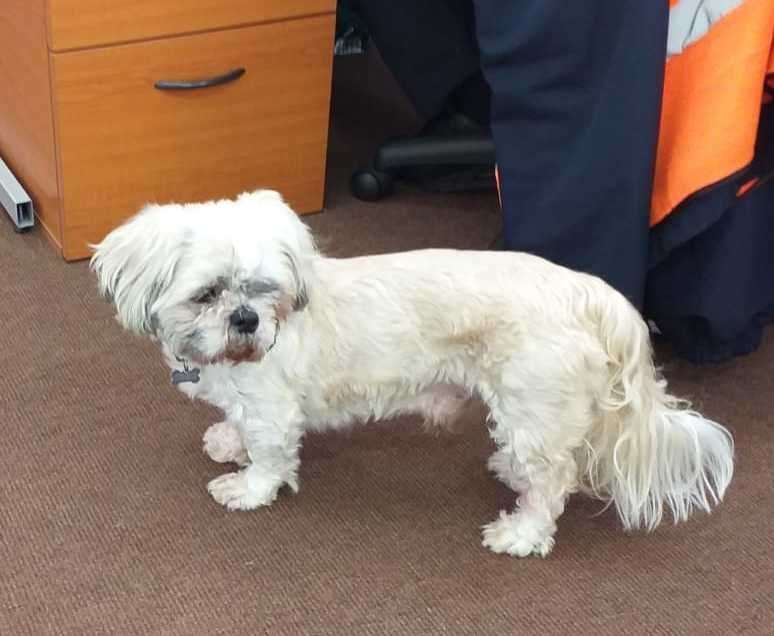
171, 355, 201, 385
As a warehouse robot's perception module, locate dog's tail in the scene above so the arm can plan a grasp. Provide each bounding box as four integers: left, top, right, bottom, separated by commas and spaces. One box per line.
577, 283, 734, 531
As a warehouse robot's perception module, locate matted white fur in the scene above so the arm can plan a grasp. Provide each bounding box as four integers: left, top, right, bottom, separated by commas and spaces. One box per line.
91, 190, 734, 557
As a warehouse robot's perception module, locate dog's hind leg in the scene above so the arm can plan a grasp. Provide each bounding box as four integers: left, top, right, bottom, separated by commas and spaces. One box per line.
487, 448, 530, 493
482, 440, 579, 558
480, 351, 599, 557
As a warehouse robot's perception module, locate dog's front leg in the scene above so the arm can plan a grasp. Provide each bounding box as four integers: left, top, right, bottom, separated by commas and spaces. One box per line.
202, 420, 249, 466
207, 415, 303, 511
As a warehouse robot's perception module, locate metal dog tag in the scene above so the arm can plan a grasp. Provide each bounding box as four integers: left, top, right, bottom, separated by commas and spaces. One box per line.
171, 356, 200, 385
171, 368, 200, 385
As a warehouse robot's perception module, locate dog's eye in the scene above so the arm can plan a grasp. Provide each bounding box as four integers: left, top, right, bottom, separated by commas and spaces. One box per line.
193, 287, 219, 304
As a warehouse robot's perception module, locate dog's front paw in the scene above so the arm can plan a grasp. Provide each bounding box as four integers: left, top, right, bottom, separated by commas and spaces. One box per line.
481, 511, 556, 558
203, 421, 249, 466
207, 470, 280, 511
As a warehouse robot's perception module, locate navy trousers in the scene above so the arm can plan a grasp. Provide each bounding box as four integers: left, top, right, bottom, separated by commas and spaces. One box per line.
472, 0, 773, 362
472, 0, 669, 308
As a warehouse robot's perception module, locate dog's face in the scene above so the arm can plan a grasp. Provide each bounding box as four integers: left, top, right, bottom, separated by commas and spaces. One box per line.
91, 190, 315, 365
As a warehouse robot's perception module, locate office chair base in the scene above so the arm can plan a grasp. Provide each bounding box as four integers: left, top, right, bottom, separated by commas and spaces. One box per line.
350, 168, 394, 202
350, 127, 496, 202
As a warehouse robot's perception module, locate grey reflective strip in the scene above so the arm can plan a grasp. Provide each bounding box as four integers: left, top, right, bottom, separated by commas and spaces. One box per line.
667, 0, 745, 57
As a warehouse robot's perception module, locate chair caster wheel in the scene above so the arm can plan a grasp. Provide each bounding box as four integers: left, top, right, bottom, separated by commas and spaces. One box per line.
350, 169, 394, 202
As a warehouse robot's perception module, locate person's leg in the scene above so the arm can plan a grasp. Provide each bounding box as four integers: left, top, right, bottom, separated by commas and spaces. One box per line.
472, 0, 669, 307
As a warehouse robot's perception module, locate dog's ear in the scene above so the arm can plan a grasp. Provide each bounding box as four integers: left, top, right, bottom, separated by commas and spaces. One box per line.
90, 203, 187, 335
281, 244, 310, 312
284, 213, 318, 312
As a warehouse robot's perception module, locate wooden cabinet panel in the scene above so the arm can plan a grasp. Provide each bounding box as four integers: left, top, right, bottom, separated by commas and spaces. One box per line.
0, 0, 62, 246
52, 15, 334, 260
48, 0, 336, 51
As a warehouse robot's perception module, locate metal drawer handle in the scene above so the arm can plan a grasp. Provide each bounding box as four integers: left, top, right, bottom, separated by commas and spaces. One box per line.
154, 67, 246, 91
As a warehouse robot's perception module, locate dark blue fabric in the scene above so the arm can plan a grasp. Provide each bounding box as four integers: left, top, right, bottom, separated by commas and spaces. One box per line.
645, 179, 774, 364
472, 1, 773, 363
472, 0, 668, 308
644, 103, 774, 364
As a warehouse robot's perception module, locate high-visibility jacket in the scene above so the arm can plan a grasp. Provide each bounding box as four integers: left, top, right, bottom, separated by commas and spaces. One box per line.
492, 1, 774, 226
652, 0, 774, 225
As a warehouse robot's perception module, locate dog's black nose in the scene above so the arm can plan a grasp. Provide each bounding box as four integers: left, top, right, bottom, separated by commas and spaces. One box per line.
230, 306, 259, 334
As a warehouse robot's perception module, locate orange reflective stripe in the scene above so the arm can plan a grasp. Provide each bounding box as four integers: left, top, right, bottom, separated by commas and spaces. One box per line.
651, 0, 774, 226
737, 177, 760, 197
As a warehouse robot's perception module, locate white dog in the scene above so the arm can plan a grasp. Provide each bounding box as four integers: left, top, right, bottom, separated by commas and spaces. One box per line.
91, 190, 733, 557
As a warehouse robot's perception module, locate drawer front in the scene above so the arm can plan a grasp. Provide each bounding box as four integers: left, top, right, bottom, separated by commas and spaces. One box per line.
48, 0, 335, 51
52, 16, 334, 260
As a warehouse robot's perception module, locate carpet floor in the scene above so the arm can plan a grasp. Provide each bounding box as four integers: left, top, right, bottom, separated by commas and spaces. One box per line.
1, 51, 772, 636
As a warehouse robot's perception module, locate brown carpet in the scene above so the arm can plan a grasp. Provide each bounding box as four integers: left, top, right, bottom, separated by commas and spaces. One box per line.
2, 51, 772, 636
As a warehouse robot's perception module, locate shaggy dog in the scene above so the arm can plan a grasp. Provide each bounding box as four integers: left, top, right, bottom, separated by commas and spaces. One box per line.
91, 190, 733, 557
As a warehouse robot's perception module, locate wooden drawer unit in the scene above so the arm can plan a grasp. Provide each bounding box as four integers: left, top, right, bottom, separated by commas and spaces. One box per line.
0, 0, 335, 260
47, 0, 336, 51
